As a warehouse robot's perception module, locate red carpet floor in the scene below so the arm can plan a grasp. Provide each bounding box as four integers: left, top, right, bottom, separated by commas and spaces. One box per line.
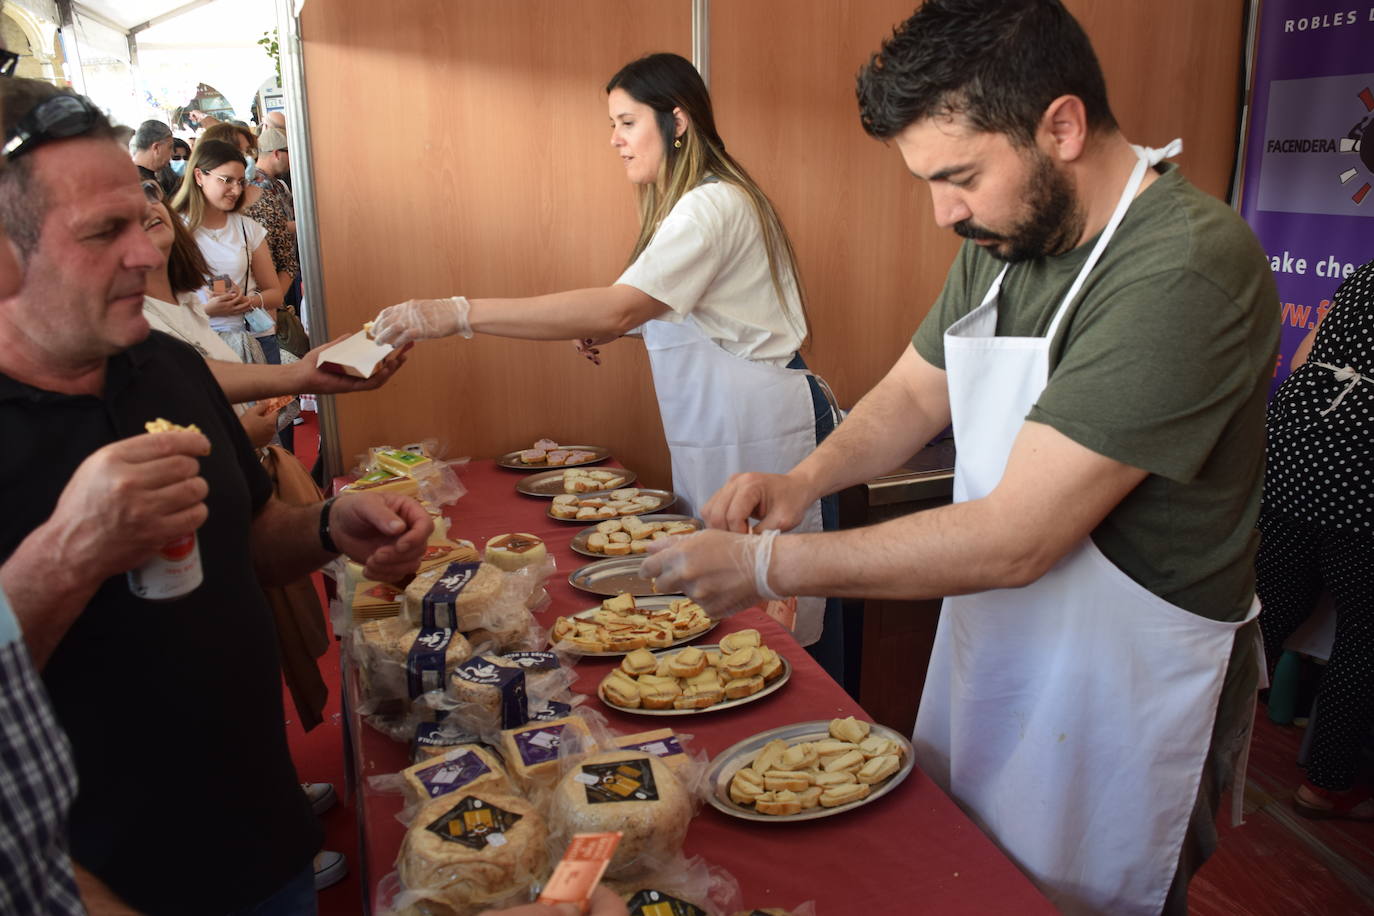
280, 412, 1373, 914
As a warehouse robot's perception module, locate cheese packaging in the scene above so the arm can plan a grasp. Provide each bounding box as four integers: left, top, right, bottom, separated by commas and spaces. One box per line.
499, 715, 593, 793
355, 616, 473, 706
375, 446, 433, 478
316, 328, 392, 379
411, 720, 483, 763
400, 744, 511, 807
402, 562, 505, 631
612, 728, 690, 777
397, 789, 548, 914
449, 656, 529, 730
341, 469, 420, 499
483, 533, 548, 572
351, 579, 403, 621
548, 750, 693, 880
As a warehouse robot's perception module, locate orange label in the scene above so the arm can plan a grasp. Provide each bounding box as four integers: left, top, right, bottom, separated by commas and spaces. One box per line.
537, 832, 622, 908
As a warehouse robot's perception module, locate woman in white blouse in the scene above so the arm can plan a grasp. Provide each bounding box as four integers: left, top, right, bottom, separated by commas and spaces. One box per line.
169, 138, 283, 364
373, 53, 838, 647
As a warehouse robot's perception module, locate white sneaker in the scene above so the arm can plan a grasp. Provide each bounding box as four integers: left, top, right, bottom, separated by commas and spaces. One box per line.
301, 782, 337, 816
313, 850, 347, 891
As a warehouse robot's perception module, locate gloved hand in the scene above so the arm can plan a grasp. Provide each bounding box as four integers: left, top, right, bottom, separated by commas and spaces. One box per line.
371, 296, 472, 346
640, 529, 783, 618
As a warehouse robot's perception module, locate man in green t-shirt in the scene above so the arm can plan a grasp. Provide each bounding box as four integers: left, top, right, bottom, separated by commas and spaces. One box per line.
644, 1, 1277, 912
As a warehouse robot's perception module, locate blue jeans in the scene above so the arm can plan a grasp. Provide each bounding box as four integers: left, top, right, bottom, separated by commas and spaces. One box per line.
256, 333, 282, 365
228, 864, 316, 916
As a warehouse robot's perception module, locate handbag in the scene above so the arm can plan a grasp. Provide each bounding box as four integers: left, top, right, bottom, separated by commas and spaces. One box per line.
276, 304, 310, 357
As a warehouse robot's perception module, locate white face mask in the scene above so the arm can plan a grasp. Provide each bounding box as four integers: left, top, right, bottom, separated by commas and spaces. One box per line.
244, 155, 257, 180
170, 159, 187, 176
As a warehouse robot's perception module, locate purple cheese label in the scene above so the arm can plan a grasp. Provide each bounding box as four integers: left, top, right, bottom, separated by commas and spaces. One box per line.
621, 735, 684, 759
503, 651, 559, 671
422, 562, 482, 629
416, 749, 492, 798
529, 700, 573, 722
454, 657, 528, 728
406, 628, 454, 698
513, 723, 567, 767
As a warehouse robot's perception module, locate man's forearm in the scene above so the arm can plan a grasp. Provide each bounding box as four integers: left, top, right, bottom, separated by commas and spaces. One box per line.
1, 526, 105, 668
205, 359, 303, 404
75, 863, 143, 915
250, 498, 335, 586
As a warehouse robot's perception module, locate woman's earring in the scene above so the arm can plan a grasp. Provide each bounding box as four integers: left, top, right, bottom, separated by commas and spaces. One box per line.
673, 138, 682, 149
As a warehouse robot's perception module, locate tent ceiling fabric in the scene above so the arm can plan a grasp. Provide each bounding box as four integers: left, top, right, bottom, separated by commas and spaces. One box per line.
76, 0, 276, 46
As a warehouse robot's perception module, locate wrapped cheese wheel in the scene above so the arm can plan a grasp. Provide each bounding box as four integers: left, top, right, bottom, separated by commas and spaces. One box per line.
398, 789, 547, 914
401, 744, 511, 807
499, 715, 593, 793
449, 656, 529, 731
355, 617, 473, 704
403, 562, 504, 631
483, 533, 548, 572
548, 750, 692, 879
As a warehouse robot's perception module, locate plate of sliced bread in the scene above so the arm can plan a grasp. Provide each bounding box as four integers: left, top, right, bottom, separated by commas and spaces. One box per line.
496, 439, 609, 469
569, 514, 702, 558
550, 489, 676, 522
596, 628, 790, 716
707, 717, 913, 822
516, 467, 636, 497
549, 594, 716, 656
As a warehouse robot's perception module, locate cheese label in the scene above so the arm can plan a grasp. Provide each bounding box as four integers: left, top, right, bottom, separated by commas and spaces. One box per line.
580, 759, 658, 805
380, 448, 427, 468
415, 750, 491, 798
406, 628, 455, 698
504, 650, 559, 670
412, 722, 480, 758
529, 700, 573, 722
455, 657, 529, 729
625, 890, 707, 916
422, 562, 482, 629
425, 796, 522, 851
620, 736, 684, 760
514, 723, 567, 766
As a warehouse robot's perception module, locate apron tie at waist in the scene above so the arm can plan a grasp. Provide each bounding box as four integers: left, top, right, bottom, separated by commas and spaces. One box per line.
1312, 361, 1367, 416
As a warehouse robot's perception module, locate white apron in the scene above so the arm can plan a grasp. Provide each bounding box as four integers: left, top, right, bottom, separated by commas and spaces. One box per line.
642, 315, 834, 645
912, 141, 1261, 915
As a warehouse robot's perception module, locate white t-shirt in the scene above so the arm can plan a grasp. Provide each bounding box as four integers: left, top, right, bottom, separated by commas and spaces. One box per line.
616, 182, 807, 366
192, 213, 267, 333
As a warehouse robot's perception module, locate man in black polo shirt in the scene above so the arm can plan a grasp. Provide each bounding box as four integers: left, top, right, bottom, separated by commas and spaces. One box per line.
130, 119, 173, 183
0, 79, 431, 915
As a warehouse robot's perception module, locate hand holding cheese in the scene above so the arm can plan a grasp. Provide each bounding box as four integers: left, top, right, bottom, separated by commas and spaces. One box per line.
640, 529, 782, 618
372, 296, 473, 346
327, 493, 434, 582
41, 429, 211, 583
295, 333, 412, 393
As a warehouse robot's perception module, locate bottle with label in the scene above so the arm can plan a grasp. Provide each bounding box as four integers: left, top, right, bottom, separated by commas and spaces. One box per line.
127, 532, 203, 600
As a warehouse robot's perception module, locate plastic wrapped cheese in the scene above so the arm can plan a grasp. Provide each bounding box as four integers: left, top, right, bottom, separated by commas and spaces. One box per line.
499, 715, 594, 793
401, 744, 512, 808
354, 617, 473, 708
548, 750, 693, 880
396, 789, 548, 915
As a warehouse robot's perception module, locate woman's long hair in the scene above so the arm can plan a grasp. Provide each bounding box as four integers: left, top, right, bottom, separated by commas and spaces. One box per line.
160, 202, 211, 297
169, 139, 246, 232
607, 53, 809, 344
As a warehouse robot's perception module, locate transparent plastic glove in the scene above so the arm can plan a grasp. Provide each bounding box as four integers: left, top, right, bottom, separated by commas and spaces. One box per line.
641, 529, 783, 619
371, 296, 471, 346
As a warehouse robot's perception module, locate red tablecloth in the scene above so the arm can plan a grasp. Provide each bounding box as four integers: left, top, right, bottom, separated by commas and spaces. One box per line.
343, 460, 1054, 914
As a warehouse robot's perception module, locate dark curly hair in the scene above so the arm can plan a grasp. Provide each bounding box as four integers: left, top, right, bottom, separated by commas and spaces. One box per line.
856, 0, 1117, 146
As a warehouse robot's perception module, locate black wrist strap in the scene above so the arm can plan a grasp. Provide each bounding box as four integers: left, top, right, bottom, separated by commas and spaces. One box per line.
319, 496, 339, 555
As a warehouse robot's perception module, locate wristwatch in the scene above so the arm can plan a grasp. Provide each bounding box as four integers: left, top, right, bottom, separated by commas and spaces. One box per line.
318, 496, 340, 554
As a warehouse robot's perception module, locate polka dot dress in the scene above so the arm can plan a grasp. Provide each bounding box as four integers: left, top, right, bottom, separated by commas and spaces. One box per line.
1257, 258, 1374, 793
1264, 260, 1374, 533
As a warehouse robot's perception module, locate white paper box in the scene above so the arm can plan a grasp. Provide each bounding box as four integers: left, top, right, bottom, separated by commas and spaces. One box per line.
316, 330, 393, 379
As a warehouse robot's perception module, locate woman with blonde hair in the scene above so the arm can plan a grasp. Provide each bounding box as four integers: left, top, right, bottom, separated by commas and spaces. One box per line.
373, 52, 839, 650
171, 137, 284, 364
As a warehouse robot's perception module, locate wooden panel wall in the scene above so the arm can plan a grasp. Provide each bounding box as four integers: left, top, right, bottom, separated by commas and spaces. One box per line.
301, 0, 1246, 487
300, 0, 689, 485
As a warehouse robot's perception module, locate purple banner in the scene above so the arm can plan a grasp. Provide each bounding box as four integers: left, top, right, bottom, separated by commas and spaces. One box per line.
1237, 2, 1374, 392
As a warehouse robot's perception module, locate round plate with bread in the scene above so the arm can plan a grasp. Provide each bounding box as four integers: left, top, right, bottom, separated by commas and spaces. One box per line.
515, 467, 637, 498
570, 514, 703, 558
549, 489, 677, 522
706, 718, 914, 822
496, 444, 610, 470
550, 594, 717, 657
596, 630, 791, 716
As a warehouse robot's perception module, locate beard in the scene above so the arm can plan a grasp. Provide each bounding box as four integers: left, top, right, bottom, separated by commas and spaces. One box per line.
955, 150, 1082, 263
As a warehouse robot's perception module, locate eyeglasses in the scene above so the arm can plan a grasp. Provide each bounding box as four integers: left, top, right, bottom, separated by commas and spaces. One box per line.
141, 179, 164, 202
0, 50, 19, 78
199, 169, 247, 189
3, 93, 102, 160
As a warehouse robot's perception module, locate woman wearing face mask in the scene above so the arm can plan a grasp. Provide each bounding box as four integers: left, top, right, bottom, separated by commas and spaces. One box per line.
156, 136, 191, 198
170, 138, 284, 365
373, 53, 839, 650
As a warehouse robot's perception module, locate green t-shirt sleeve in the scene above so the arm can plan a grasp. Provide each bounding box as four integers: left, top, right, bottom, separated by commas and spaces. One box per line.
913, 242, 979, 369
1029, 268, 1262, 484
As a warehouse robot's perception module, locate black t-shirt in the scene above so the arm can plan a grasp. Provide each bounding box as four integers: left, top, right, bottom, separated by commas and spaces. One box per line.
0, 334, 320, 914
136, 164, 157, 182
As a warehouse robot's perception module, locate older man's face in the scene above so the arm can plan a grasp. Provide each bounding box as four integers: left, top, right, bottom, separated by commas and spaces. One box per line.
11, 137, 162, 366
151, 136, 173, 169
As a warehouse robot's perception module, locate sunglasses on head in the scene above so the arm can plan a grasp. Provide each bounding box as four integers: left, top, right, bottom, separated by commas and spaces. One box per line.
3, 93, 103, 160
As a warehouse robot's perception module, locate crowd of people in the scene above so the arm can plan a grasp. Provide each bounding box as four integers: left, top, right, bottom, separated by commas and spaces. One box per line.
0, 1, 1368, 915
